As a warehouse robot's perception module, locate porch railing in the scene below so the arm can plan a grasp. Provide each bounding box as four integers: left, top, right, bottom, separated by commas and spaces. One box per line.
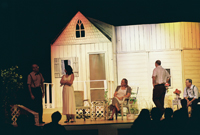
43, 80, 114, 109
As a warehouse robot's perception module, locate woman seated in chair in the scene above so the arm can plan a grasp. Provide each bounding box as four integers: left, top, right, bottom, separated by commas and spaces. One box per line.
108, 78, 131, 120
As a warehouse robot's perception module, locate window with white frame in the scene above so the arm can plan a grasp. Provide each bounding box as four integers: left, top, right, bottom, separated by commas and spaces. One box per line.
54, 57, 79, 78
76, 20, 85, 38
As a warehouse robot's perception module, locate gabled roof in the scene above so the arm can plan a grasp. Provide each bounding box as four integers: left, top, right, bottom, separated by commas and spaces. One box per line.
87, 17, 113, 41
51, 11, 113, 45
51, 23, 69, 45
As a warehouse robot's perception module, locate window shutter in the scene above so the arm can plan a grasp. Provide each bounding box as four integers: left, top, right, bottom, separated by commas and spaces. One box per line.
54, 58, 61, 78
72, 57, 79, 77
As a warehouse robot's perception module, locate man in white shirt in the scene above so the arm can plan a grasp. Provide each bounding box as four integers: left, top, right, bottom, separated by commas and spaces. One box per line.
152, 60, 171, 113
181, 79, 200, 111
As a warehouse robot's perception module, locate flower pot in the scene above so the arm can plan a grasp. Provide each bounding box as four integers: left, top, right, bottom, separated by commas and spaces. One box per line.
129, 101, 133, 104
127, 114, 134, 120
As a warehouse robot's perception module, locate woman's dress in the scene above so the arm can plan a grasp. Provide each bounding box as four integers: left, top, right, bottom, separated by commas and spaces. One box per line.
62, 75, 76, 115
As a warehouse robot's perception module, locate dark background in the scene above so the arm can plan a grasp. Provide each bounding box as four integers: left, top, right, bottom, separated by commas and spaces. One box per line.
1, 0, 200, 84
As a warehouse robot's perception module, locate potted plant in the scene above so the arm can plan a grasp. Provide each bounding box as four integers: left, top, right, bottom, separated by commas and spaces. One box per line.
127, 99, 139, 120
127, 106, 139, 120
129, 97, 137, 104
173, 89, 181, 99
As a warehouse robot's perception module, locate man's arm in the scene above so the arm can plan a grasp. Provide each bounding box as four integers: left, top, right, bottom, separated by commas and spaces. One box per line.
27, 74, 35, 100
152, 76, 156, 88
166, 78, 170, 83
41, 81, 45, 98
165, 70, 171, 83
28, 84, 35, 100
40, 73, 45, 98
183, 88, 189, 106
189, 86, 199, 104
152, 69, 157, 88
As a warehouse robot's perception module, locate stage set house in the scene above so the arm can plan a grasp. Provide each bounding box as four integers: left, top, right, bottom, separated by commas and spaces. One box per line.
50, 11, 200, 112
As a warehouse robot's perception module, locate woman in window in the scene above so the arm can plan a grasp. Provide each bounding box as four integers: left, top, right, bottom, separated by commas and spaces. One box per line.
108, 78, 131, 120
60, 65, 76, 122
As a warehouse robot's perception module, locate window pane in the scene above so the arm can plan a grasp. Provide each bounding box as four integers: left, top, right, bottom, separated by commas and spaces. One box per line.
76, 31, 80, 38
81, 24, 84, 29
81, 30, 85, 37
76, 24, 79, 30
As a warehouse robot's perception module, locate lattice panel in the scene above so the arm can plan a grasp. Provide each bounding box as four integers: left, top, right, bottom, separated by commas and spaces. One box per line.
11, 105, 20, 125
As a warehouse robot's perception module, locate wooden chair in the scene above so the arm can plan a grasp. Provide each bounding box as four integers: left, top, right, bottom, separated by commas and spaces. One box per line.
74, 91, 92, 121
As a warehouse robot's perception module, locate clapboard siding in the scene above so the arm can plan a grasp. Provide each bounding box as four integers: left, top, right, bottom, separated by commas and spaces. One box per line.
182, 50, 200, 92
117, 53, 150, 109
53, 12, 110, 46
117, 51, 183, 108
51, 42, 114, 107
181, 22, 200, 49
149, 51, 183, 98
116, 22, 200, 52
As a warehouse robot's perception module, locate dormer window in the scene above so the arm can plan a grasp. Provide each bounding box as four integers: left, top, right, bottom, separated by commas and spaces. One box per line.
76, 20, 85, 38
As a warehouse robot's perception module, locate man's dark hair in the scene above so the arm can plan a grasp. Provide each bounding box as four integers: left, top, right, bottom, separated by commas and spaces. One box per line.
51, 111, 62, 123
155, 60, 161, 65
186, 79, 192, 84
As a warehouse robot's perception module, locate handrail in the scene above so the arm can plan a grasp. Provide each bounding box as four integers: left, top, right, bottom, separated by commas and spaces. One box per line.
43, 80, 114, 109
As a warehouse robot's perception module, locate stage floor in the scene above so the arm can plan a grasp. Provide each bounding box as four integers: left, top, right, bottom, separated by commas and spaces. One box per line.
42, 108, 135, 126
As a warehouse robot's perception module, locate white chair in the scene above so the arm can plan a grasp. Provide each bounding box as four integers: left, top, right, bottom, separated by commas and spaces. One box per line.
106, 97, 131, 120
130, 86, 140, 114
172, 95, 181, 111
106, 85, 139, 120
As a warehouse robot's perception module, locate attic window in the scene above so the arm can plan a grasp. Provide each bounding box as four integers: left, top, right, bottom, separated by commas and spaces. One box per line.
76, 20, 85, 38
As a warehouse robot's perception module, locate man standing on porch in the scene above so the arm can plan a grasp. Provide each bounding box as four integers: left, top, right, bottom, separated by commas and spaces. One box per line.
27, 64, 45, 124
152, 60, 171, 114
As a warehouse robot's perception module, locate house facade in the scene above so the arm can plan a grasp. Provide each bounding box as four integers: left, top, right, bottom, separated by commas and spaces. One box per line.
51, 11, 200, 109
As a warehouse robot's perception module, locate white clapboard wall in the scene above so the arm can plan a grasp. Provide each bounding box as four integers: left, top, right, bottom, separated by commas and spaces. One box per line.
51, 43, 115, 108
115, 22, 200, 108
117, 51, 183, 109
149, 51, 183, 96
117, 52, 151, 109
116, 22, 200, 52
182, 50, 200, 92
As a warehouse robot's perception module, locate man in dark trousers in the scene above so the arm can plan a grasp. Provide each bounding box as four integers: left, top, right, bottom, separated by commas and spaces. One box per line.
27, 64, 45, 124
152, 60, 171, 114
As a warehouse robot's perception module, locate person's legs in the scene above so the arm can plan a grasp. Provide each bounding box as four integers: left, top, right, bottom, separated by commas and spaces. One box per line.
181, 98, 187, 109
153, 85, 165, 112
110, 108, 116, 118
32, 87, 43, 123
115, 103, 120, 111
112, 98, 120, 111
191, 99, 198, 111
71, 115, 75, 122
159, 86, 166, 113
65, 115, 70, 122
